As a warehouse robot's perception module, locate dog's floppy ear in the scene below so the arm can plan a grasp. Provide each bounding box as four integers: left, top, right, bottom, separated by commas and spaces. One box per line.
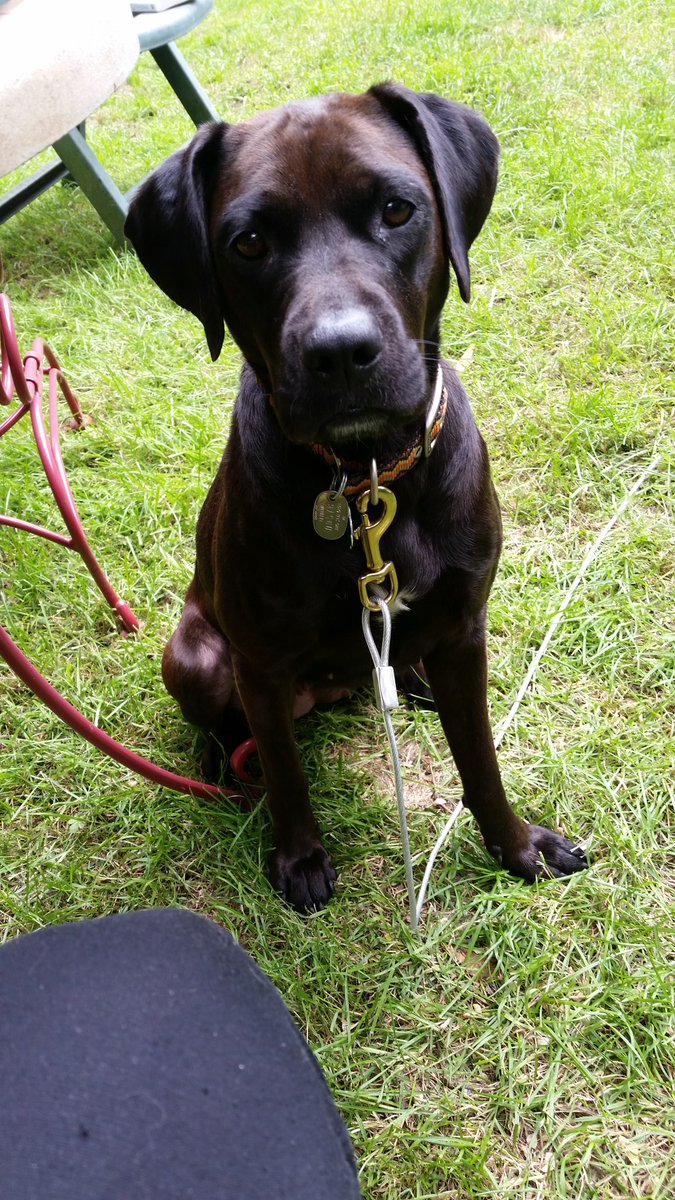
369, 83, 499, 302
125, 123, 227, 360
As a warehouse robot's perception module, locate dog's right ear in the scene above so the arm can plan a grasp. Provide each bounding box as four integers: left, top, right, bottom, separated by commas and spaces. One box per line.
125, 123, 227, 361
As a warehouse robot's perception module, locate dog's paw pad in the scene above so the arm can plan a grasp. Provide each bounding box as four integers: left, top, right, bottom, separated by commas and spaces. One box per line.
271, 845, 337, 912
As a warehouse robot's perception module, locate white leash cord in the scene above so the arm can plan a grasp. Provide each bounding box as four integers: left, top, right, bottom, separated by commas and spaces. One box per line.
363, 454, 663, 930
362, 598, 419, 930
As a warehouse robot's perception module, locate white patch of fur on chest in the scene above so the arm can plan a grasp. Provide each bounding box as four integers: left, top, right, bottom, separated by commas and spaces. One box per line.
388, 588, 415, 617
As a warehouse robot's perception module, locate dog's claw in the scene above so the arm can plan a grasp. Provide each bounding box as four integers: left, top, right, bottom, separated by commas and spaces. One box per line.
488, 824, 589, 882
270, 844, 337, 913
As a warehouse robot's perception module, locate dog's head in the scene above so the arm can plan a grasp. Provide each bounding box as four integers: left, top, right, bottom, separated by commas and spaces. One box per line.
125, 84, 498, 449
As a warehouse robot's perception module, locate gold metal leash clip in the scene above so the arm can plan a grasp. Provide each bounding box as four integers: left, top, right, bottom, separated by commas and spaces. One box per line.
355, 466, 399, 611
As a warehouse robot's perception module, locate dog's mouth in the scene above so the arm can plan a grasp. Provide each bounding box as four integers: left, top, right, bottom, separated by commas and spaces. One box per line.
316, 407, 402, 448
270, 350, 433, 451
303, 364, 447, 479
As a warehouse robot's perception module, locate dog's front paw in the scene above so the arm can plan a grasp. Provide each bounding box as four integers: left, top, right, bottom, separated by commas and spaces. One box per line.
488, 824, 588, 881
270, 843, 337, 912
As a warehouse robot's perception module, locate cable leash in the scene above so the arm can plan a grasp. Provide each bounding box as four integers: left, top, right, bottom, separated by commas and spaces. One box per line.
414, 452, 663, 922
362, 595, 418, 930
360, 452, 663, 932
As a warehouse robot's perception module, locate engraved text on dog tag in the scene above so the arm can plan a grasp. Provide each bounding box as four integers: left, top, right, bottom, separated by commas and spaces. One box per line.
313, 491, 350, 540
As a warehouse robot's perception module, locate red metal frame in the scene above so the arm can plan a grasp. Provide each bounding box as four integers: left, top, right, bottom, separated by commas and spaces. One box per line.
0, 292, 258, 804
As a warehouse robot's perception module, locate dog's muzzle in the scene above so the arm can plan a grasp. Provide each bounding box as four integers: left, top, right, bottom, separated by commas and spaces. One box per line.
308, 365, 447, 496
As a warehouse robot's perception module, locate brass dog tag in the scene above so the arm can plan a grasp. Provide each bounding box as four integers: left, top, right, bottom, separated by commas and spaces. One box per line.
313, 491, 350, 540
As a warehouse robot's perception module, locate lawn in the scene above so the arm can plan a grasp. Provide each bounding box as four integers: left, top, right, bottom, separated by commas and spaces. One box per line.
1, 0, 673, 1196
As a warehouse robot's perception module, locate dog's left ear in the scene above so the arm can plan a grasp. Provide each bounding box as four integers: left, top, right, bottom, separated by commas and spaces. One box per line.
369, 83, 499, 302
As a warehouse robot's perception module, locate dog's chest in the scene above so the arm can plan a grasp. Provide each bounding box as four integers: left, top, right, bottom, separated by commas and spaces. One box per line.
311, 507, 442, 601
295, 572, 448, 688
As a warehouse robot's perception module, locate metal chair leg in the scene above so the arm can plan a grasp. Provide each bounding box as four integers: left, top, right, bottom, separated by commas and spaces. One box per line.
52, 126, 128, 244
150, 41, 219, 126
0, 292, 252, 805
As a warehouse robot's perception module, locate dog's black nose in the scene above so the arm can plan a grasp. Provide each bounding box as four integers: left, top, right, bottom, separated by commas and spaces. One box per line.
303, 310, 382, 387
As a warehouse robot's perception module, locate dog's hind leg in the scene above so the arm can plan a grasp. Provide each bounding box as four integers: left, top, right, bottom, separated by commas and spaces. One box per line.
162, 579, 250, 778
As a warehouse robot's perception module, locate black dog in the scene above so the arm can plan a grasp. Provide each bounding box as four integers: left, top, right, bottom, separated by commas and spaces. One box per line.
126, 83, 587, 910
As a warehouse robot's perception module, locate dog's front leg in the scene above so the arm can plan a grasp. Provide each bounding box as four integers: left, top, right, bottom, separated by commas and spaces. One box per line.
423, 629, 588, 880
232, 653, 337, 911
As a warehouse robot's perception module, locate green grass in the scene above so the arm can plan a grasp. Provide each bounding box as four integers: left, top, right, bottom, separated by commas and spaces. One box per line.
1, 0, 674, 1195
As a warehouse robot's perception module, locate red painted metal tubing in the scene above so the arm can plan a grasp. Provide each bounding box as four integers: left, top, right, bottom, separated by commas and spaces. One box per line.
0, 621, 253, 807
1, 291, 258, 806
229, 737, 260, 785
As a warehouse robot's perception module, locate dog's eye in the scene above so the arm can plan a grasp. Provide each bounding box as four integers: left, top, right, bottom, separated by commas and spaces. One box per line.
233, 231, 268, 259
382, 198, 415, 228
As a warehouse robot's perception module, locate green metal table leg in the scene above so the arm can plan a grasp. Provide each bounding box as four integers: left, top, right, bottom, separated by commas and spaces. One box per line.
150, 41, 219, 126
52, 127, 128, 244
